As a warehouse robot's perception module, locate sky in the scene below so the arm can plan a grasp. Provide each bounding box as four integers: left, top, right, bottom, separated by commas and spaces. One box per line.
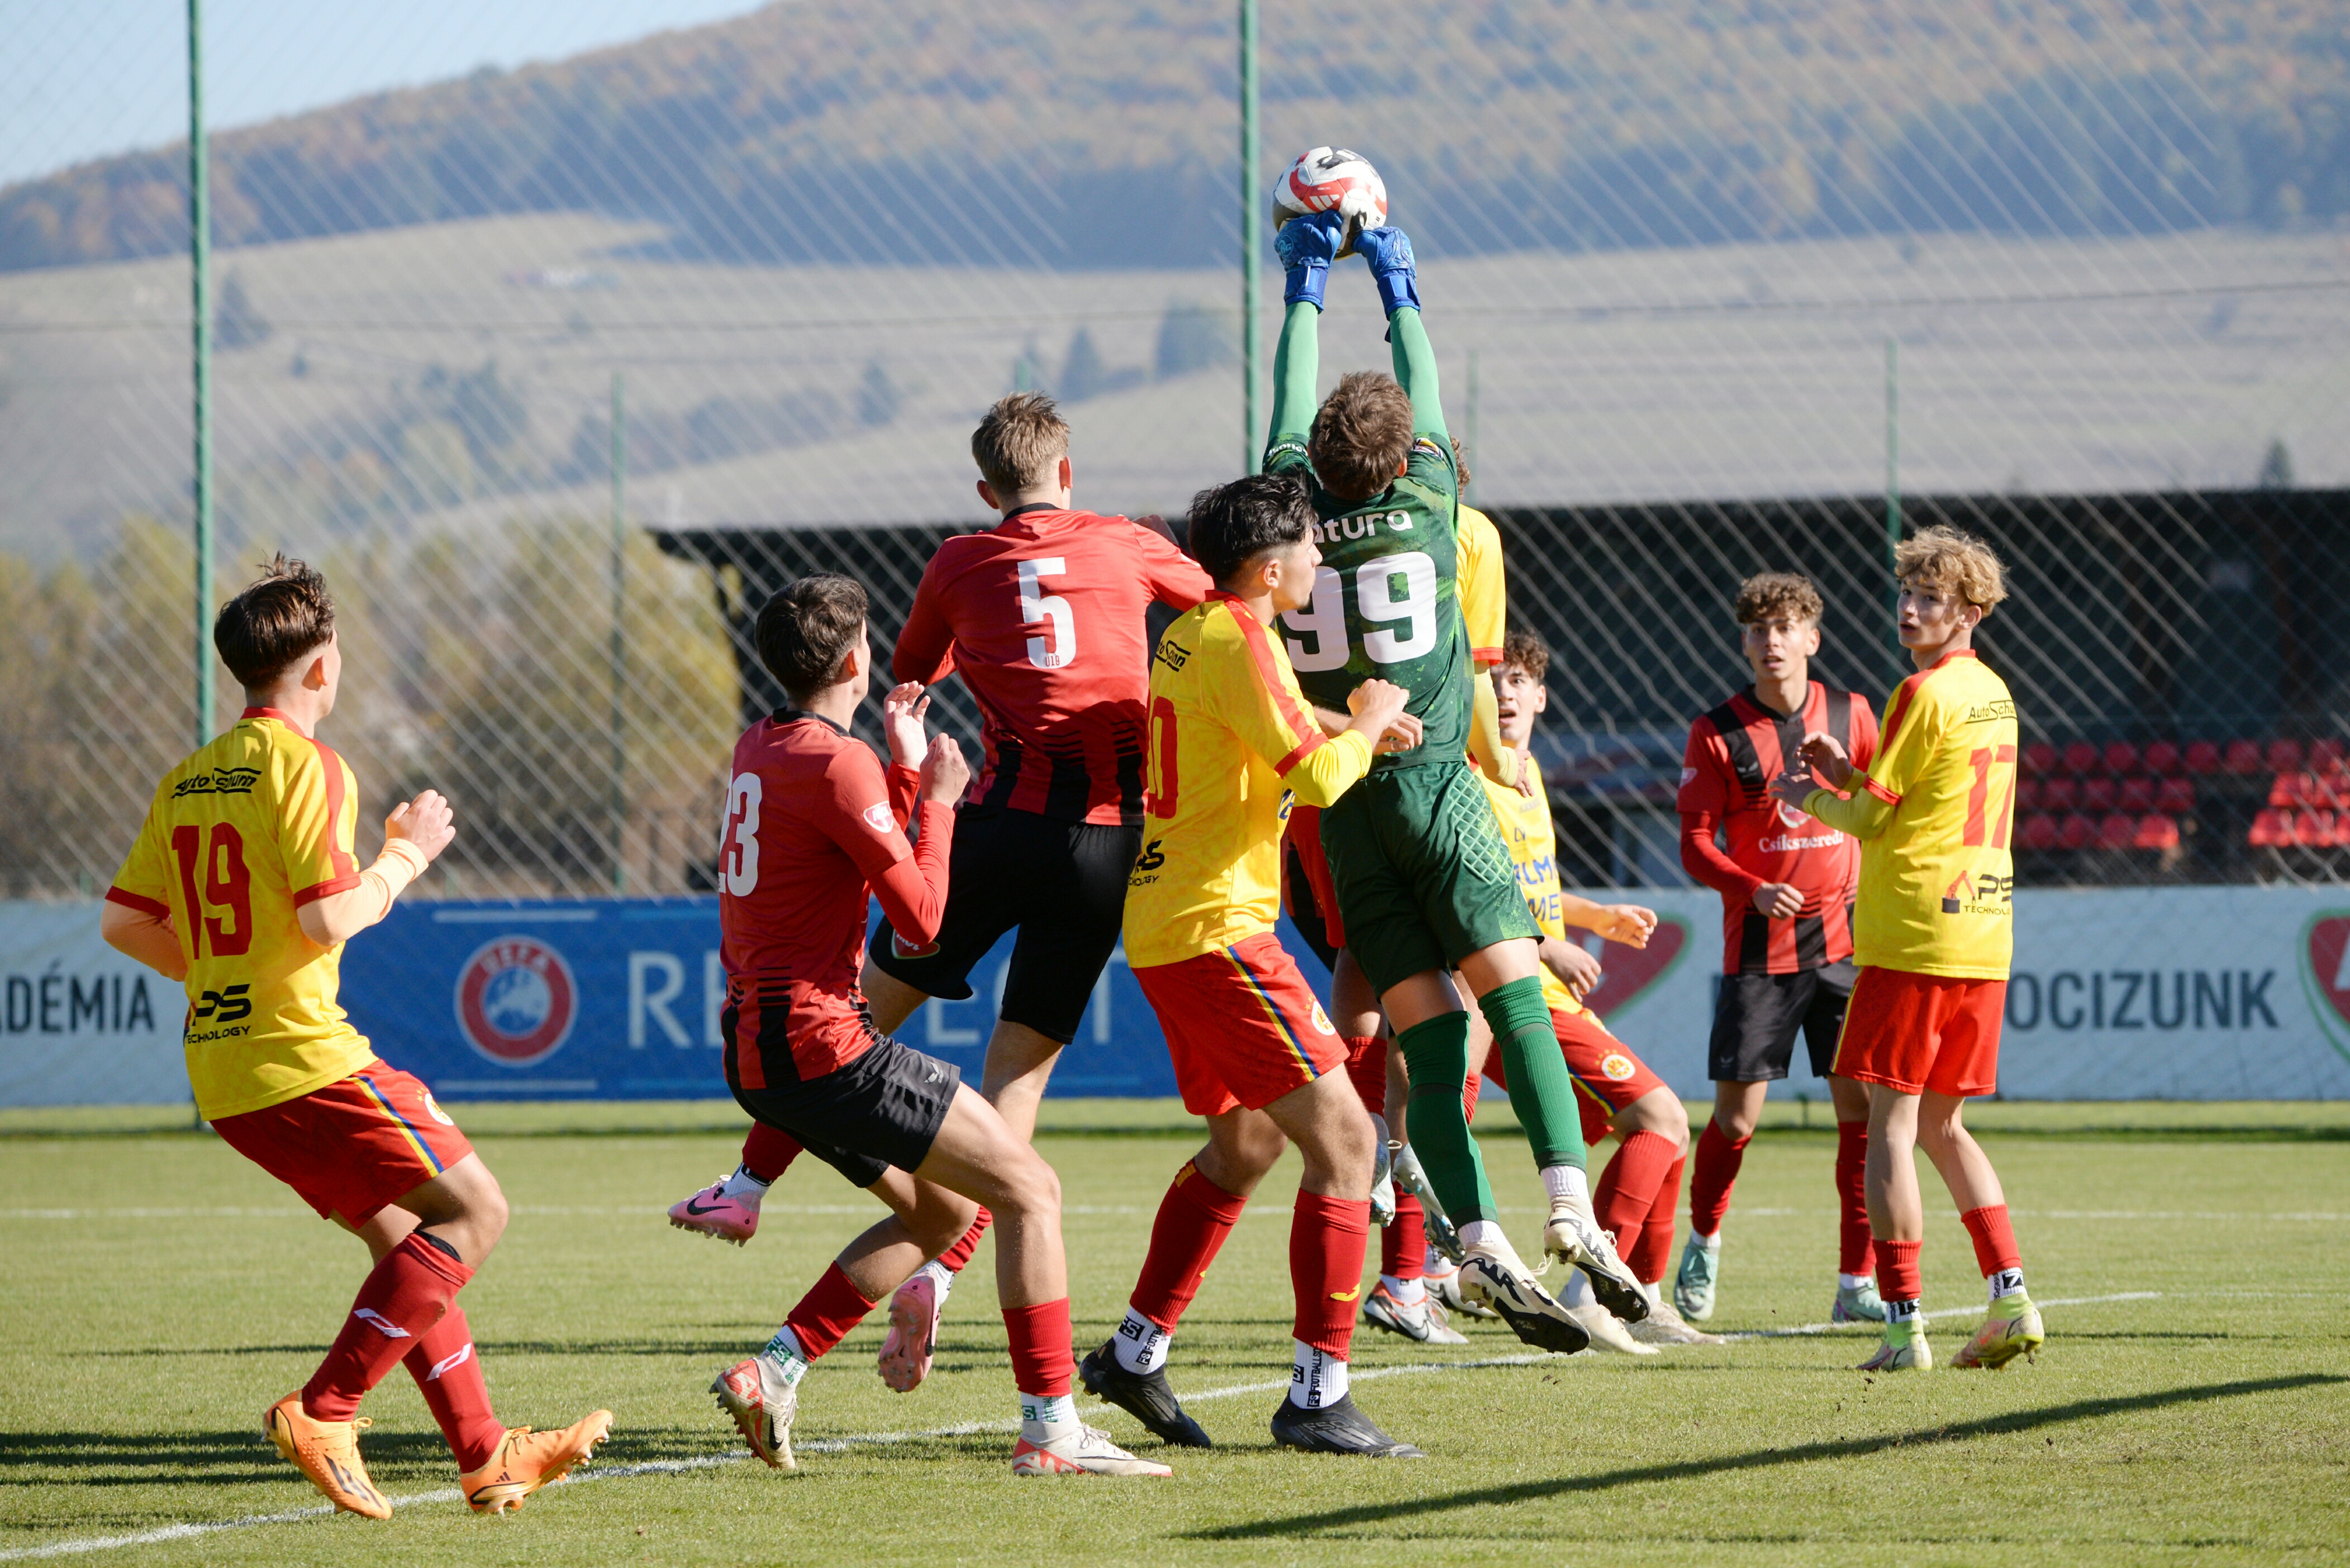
0, 0, 769, 189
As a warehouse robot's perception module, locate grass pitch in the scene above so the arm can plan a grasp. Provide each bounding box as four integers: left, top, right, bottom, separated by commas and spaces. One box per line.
2, 1100, 2345, 1565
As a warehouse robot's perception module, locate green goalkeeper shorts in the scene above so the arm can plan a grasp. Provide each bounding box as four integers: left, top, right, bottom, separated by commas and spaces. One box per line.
1319, 760, 1540, 996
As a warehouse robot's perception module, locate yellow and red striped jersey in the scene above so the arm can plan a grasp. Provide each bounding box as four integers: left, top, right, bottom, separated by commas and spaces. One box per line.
107, 708, 378, 1119
1807, 650, 2019, 979
1456, 504, 1506, 668
1124, 593, 1376, 968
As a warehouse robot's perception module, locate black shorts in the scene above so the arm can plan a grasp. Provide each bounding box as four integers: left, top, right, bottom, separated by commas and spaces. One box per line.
730, 1034, 961, 1190
866, 804, 1140, 1045
1708, 960, 1857, 1083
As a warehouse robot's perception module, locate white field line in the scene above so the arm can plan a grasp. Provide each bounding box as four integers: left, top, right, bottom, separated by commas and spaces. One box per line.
0, 1291, 2163, 1563
0, 1204, 1153, 1221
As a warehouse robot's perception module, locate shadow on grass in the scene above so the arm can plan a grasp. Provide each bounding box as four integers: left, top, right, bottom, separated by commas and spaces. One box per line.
1183, 1372, 2348, 1541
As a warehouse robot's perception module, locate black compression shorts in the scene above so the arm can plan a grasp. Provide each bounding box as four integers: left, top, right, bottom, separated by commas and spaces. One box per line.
866, 804, 1140, 1045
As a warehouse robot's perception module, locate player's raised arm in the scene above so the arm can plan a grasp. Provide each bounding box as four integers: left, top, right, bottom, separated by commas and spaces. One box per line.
1265, 209, 1342, 463
890, 556, 957, 687
1359, 227, 1443, 440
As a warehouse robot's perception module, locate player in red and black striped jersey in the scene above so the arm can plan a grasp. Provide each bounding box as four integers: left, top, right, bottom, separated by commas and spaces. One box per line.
706, 575, 1167, 1478
670, 394, 1209, 1393
1672, 571, 1886, 1326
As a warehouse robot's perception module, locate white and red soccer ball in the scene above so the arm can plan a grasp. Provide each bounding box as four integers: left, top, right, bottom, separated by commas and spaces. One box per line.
1273, 146, 1387, 256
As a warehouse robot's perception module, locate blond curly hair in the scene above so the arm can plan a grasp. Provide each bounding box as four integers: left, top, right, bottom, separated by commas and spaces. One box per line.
1895, 525, 2008, 613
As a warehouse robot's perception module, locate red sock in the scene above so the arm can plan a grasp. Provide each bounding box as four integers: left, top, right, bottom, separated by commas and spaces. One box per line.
784, 1261, 877, 1360
1958, 1205, 2020, 1278
405, 1307, 502, 1472
937, 1208, 992, 1274
1835, 1121, 1876, 1277
1002, 1300, 1073, 1399
1688, 1119, 1750, 1238
304, 1232, 472, 1420
1595, 1129, 1679, 1254
1382, 1192, 1425, 1281
741, 1121, 803, 1185
1343, 1036, 1385, 1113
1630, 1150, 1684, 1284
1876, 1238, 1922, 1305
1129, 1160, 1248, 1332
1291, 1190, 1372, 1357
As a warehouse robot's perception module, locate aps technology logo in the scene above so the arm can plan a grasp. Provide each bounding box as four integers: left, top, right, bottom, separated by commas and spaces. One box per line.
2300, 912, 2350, 1065
454, 935, 578, 1067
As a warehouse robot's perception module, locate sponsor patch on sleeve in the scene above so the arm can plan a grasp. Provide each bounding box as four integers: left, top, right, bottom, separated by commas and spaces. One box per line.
861, 803, 894, 833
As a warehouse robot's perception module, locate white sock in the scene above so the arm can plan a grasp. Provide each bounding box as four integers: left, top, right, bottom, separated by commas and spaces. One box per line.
1288, 1341, 1350, 1409
1561, 1269, 1595, 1309
1111, 1307, 1171, 1375
1692, 1229, 1721, 1251
1839, 1272, 1873, 1291
1020, 1391, 1078, 1442
916, 1259, 955, 1297
1885, 1297, 1920, 1325
759, 1326, 809, 1386
1640, 1279, 1663, 1309
722, 1165, 772, 1202
1423, 1245, 1455, 1278
1540, 1165, 1591, 1207
1381, 1274, 1426, 1306
1457, 1218, 1506, 1252
1987, 1266, 2025, 1302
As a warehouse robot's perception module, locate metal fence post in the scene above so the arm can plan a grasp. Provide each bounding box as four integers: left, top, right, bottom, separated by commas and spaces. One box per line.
1239, 0, 1260, 474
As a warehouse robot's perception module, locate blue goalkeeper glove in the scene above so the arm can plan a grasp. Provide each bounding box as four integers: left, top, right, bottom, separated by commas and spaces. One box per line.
1275, 209, 1345, 311
1357, 225, 1421, 317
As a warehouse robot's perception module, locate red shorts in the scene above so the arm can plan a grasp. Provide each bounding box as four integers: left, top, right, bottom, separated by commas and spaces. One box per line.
1136, 931, 1350, 1117
1283, 805, 1344, 949
1832, 967, 2005, 1098
1481, 1009, 1667, 1145
211, 1064, 475, 1225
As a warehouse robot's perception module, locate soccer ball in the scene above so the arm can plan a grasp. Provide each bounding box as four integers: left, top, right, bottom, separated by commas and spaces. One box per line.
1272, 146, 1387, 257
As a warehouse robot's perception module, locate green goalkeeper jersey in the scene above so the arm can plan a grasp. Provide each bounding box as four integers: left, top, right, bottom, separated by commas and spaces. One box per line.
1263, 303, 1470, 771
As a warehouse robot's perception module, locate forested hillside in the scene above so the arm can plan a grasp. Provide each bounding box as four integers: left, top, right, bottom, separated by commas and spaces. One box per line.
5, 0, 2348, 273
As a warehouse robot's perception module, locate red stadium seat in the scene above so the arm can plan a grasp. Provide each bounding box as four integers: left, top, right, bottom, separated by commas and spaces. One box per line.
2101, 741, 2138, 776
2295, 811, 2339, 848
2020, 813, 2060, 851
2185, 740, 2223, 775
2248, 809, 2291, 847
2096, 813, 2137, 850
2310, 738, 2345, 769
2082, 778, 2118, 812
2142, 740, 2182, 776
2042, 778, 2080, 812
2156, 777, 2195, 814
2024, 742, 2058, 776
2224, 739, 2265, 775
2134, 814, 2180, 850
2267, 738, 2305, 772
2063, 741, 2099, 774
2119, 776, 2154, 812
2016, 778, 2042, 811
2271, 773, 2310, 808
2059, 813, 2097, 850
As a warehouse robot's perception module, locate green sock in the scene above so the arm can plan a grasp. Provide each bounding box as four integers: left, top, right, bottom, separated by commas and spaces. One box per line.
1396, 1011, 1495, 1225
1480, 975, 1588, 1173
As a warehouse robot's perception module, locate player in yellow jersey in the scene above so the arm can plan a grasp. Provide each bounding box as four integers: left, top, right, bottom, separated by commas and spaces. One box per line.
1461, 631, 1722, 1351
1079, 473, 1425, 1457
101, 557, 612, 1516
1772, 526, 2043, 1372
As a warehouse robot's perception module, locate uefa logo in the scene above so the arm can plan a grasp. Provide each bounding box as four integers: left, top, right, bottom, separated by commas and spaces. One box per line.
454, 935, 578, 1067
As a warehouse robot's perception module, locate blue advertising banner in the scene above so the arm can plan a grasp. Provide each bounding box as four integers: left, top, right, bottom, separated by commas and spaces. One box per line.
343, 898, 1329, 1102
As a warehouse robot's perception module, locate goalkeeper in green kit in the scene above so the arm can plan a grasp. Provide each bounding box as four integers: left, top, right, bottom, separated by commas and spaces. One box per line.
1264, 208, 1646, 1352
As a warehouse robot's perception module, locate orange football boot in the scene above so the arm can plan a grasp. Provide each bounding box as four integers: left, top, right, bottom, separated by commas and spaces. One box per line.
459, 1410, 616, 1514
264, 1391, 391, 1519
